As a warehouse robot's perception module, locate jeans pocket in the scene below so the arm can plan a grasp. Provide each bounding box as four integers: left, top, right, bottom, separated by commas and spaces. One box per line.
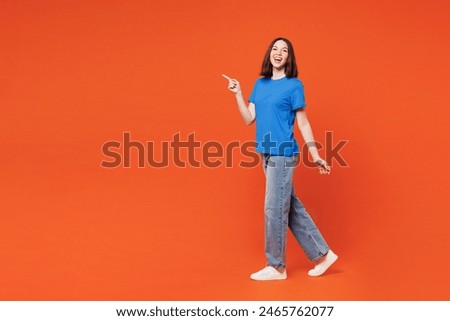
284, 155, 299, 168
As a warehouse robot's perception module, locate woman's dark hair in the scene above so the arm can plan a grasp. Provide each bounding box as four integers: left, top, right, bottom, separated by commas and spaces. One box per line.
260, 37, 298, 78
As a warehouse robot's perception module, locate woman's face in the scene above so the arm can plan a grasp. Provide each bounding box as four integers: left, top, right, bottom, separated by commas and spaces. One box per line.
270, 39, 289, 71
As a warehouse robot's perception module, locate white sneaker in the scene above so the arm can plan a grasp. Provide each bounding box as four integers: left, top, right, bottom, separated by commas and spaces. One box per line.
308, 250, 338, 277
250, 266, 287, 281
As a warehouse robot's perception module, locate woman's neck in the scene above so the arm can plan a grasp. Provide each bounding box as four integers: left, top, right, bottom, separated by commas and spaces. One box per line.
271, 68, 286, 80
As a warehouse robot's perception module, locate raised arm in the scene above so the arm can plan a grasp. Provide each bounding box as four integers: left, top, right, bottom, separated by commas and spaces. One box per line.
222, 74, 255, 125
296, 108, 331, 174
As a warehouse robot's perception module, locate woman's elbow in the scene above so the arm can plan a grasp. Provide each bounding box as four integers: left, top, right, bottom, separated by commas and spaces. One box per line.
244, 116, 255, 125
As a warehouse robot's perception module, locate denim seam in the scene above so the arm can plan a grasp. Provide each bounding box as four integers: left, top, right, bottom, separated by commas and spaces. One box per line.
305, 225, 329, 261
278, 158, 288, 269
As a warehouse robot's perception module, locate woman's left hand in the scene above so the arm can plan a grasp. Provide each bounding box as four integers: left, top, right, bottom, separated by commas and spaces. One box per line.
315, 158, 331, 175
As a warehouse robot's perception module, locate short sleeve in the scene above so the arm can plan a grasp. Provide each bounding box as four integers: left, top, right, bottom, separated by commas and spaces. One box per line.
290, 83, 306, 110
248, 79, 258, 103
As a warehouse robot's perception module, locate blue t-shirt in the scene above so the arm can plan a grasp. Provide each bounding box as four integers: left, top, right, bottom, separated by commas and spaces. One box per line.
248, 77, 306, 156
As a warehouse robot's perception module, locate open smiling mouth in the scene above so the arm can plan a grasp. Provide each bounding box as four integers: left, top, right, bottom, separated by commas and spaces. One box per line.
274, 57, 283, 63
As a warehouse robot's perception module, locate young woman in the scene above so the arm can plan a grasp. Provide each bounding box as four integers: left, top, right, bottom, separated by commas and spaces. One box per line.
223, 37, 338, 281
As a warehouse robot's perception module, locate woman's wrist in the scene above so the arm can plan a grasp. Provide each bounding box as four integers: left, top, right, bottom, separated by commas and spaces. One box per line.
308, 149, 320, 163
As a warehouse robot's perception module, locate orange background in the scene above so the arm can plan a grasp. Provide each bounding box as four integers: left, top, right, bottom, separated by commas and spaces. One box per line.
1, 0, 449, 300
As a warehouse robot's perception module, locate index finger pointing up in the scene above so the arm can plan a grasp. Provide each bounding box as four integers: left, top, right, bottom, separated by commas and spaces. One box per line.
221, 74, 232, 81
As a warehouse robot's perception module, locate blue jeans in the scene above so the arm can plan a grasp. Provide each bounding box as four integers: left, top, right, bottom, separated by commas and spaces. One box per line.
262, 154, 329, 270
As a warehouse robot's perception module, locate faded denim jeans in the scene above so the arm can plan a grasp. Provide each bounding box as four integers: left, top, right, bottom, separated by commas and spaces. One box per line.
262, 154, 329, 270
